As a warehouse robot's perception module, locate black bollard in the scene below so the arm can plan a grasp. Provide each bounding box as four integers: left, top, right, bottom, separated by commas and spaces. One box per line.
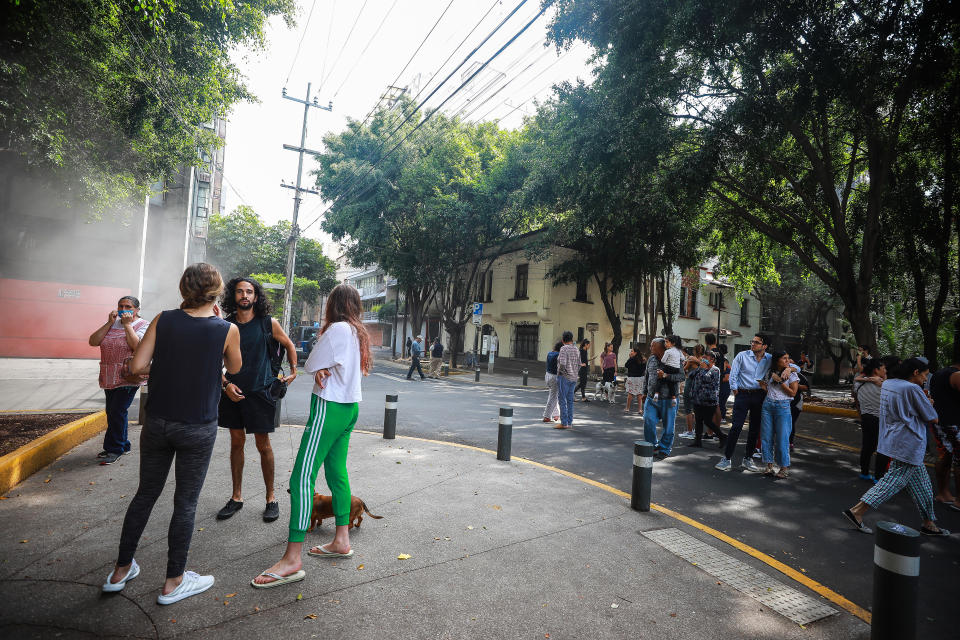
475, 367, 480, 382
522, 369, 529, 386
631, 440, 655, 512
138, 385, 148, 425
442, 363, 449, 377
383, 394, 398, 439
497, 408, 513, 461
871, 521, 920, 640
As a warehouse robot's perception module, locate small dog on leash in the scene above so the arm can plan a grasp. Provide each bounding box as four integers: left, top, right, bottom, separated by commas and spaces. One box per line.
307, 493, 384, 531
593, 379, 616, 403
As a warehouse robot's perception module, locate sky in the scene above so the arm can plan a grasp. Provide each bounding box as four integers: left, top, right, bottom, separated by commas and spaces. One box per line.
221, 0, 596, 255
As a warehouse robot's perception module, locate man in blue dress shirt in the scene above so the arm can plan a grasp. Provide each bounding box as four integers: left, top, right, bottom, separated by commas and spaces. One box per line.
715, 334, 772, 472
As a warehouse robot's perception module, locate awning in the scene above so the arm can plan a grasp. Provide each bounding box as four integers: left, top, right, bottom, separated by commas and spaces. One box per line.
698, 326, 742, 338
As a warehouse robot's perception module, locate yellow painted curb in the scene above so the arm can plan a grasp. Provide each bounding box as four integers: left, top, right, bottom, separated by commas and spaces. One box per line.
351, 428, 871, 625
804, 404, 859, 418
0, 410, 106, 496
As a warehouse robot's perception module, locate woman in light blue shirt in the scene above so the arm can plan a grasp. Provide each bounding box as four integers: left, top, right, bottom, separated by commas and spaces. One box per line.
842, 358, 949, 536
759, 352, 798, 478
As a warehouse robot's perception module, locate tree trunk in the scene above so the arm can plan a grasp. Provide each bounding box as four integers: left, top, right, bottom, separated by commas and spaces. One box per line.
401, 289, 409, 358
594, 272, 622, 359
632, 275, 642, 346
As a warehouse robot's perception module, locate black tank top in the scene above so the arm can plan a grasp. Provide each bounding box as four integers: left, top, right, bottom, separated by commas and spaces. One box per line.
147, 309, 231, 423
930, 366, 960, 427
225, 315, 272, 400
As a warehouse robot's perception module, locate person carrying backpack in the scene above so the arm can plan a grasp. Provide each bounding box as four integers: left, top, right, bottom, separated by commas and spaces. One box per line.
215, 277, 298, 524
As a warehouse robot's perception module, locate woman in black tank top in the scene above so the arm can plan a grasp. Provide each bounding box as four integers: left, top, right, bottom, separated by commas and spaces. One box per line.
103, 264, 242, 605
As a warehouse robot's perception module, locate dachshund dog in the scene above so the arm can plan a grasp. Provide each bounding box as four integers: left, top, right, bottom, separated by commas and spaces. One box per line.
307, 493, 384, 531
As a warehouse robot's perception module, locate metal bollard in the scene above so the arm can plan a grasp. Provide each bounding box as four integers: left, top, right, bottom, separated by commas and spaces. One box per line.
383, 394, 398, 439
522, 369, 529, 386
138, 385, 148, 425
442, 363, 449, 377
475, 367, 481, 382
631, 440, 655, 512
497, 408, 513, 461
871, 521, 920, 640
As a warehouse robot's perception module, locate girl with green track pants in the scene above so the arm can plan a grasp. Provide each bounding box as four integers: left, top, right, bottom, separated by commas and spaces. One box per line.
252, 284, 372, 589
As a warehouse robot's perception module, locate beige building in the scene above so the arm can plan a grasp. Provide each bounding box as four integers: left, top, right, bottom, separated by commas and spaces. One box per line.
463, 246, 762, 366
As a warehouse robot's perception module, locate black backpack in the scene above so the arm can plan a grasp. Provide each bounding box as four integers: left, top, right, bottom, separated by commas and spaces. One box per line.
260, 316, 287, 400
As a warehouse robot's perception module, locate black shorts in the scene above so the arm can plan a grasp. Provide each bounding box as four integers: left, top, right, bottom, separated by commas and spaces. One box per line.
218, 391, 276, 434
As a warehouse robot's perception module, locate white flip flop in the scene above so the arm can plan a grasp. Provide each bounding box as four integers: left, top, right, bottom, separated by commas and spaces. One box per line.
250, 569, 306, 589
307, 545, 354, 558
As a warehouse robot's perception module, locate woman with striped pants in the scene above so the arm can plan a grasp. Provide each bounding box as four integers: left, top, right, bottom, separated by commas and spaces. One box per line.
252, 284, 373, 587
842, 358, 950, 537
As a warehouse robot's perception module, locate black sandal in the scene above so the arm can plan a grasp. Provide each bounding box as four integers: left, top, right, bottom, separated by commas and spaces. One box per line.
920, 526, 951, 536
842, 509, 872, 534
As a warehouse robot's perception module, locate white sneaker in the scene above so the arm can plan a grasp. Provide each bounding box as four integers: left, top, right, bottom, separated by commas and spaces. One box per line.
102, 559, 140, 592
679, 431, 695, 440
742, 458, 761, 473
752, 451, 762, 459
714, 458, 732, 471
156, 571, 215, 605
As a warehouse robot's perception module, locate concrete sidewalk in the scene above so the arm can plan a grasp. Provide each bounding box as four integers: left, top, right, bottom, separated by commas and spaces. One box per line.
0, 358, 126, 414
0, 420, 867, 638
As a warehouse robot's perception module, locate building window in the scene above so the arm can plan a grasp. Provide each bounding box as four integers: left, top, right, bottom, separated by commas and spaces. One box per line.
679, 287, 688, 316
689, 288, 698, 317
575, 277, 588, 302
740, 299, 750, 326
624, 284, 636, 316
477, 272, 485, 303
485, 270, 493, 302
513, 264, 529, 299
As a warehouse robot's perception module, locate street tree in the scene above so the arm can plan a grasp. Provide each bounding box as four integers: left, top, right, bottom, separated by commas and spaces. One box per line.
1, 0, 295, 213
549, 0, 959, 353
524, 82, 701, 357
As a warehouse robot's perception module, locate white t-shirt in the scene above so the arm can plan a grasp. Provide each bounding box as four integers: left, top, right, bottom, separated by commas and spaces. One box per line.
304, 321, 362, 403
661, 346, 684, 370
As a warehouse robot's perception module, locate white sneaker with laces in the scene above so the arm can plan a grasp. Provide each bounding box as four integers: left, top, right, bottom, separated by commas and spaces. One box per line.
742, 458, 761, 473
715, 458, 732, 471
156, 571, 215, 605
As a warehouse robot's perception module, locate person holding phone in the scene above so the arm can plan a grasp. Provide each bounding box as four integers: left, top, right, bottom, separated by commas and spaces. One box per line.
759, 351, 799, 478
89, 296, 149, 465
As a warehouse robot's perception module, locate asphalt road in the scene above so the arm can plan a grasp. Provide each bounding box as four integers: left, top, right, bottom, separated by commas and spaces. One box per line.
278, 356, 959, 636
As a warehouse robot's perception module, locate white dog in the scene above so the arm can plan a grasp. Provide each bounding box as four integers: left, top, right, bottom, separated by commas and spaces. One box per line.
593, 378, 617, 403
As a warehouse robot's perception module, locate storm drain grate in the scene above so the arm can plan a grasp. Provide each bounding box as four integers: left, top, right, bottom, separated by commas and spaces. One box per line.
641, 527, 838, 625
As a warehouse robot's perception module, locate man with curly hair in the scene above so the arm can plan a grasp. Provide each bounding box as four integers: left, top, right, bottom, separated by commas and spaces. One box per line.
215, 277, 298, 524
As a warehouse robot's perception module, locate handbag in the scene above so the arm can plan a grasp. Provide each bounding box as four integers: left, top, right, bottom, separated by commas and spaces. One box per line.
120, 356, 148, 385
268, 375, 288, 401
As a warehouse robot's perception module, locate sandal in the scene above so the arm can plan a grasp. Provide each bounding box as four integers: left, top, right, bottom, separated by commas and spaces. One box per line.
775, 468, 789, 479
250, 569, 306, 589
919, 526, 952, 537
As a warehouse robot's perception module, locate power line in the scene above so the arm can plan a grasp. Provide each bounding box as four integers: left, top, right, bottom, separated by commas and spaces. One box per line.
284, 0, 319, 86
475, 48, 571, 122
361, 0, 458, 125
319, 0, 337, 87
319, 0, 371, 93
332, 0, 401, 98
460, 47, 553, 120
300, 1, 552, 235
299, 0, 531, 230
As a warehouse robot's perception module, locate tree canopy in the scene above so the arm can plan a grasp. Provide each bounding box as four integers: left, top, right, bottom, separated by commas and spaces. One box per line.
1, 0, 295, 213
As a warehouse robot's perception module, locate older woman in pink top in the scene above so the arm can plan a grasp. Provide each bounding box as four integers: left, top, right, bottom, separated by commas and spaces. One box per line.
88, 295, 149, 465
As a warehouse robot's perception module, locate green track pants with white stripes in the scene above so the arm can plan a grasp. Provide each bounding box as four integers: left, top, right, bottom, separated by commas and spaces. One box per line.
288, 395, 358, 542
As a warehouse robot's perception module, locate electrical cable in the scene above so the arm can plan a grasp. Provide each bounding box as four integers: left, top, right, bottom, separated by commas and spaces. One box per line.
299, 1, 552, 235
319, 0, 371, 93
459, 46, 553, 120
284, 0, 319, 86
305, 0, 529, 223
475, 48, 571, 122
332, 0, 401, 98
361, 0, 459, 125
319, 0, 337, 88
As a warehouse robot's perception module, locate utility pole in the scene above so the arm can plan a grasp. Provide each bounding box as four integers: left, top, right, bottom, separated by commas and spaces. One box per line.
279, 83, 332, 333
716, 291, 723, 342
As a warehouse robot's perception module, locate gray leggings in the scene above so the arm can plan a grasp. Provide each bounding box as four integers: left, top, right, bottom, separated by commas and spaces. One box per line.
116, 415, 217, 578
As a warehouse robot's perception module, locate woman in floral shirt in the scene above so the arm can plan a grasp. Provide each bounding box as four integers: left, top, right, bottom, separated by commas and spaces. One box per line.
88, 296, 149, 465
